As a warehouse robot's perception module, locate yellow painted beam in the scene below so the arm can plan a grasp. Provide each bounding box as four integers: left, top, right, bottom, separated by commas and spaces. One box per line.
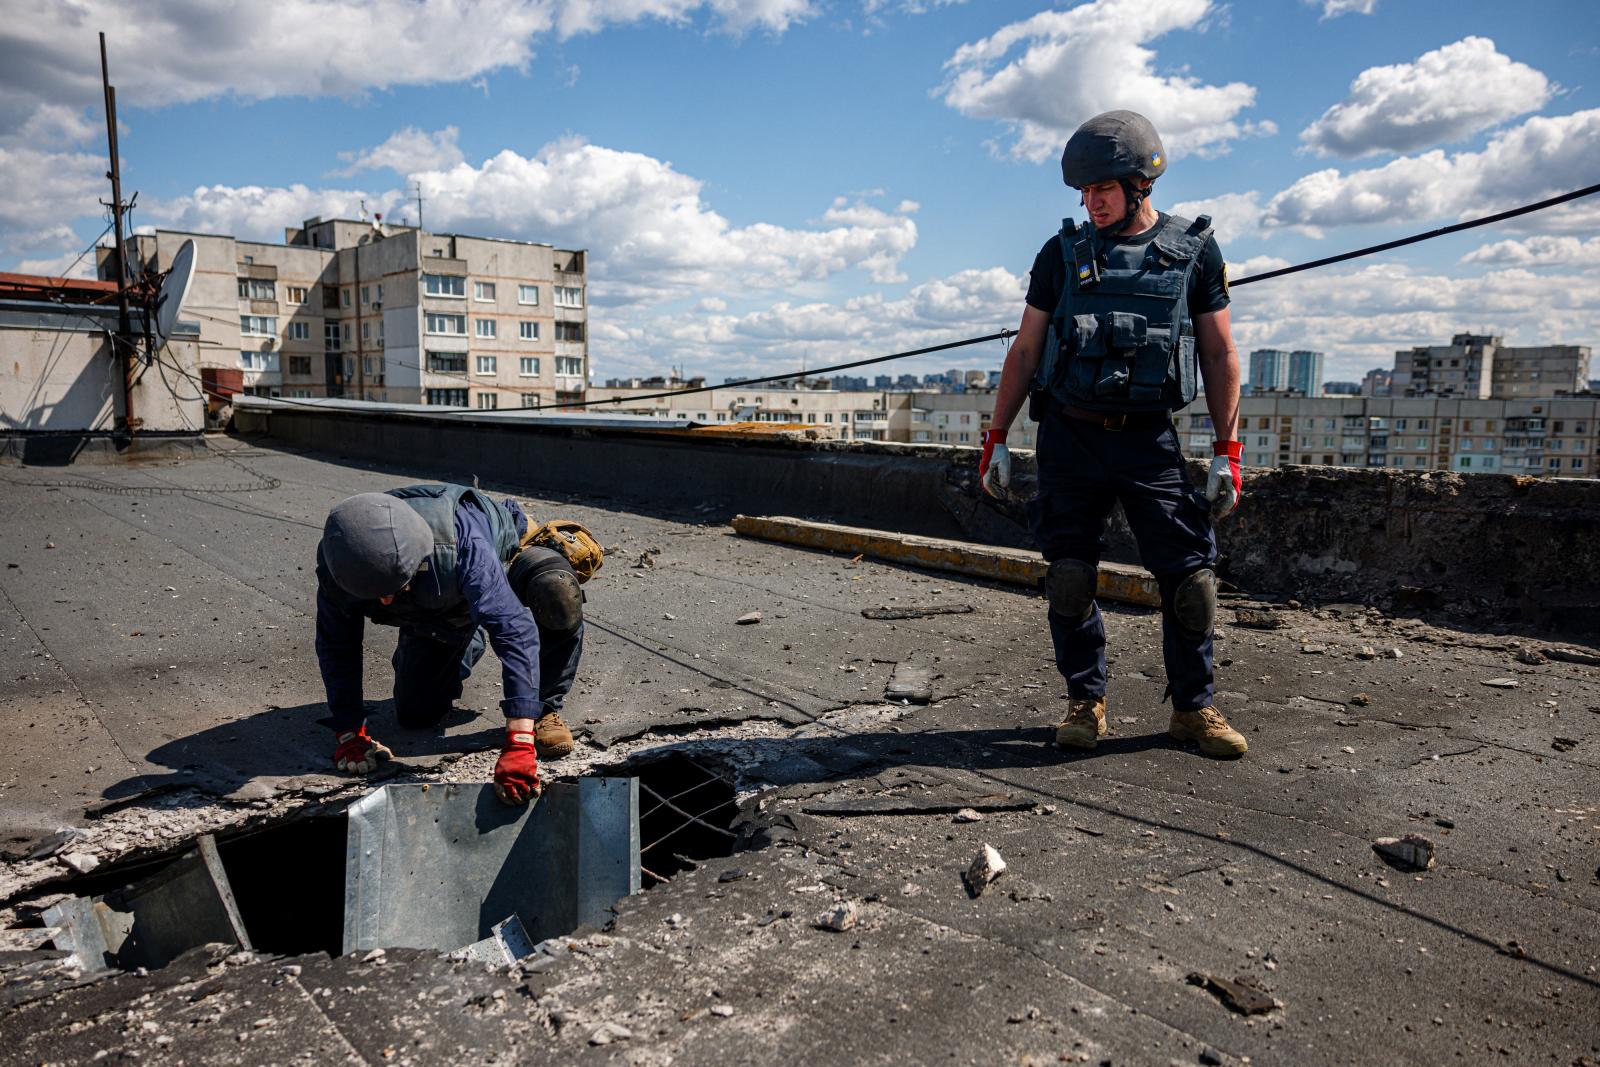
730, 515, 1162, 608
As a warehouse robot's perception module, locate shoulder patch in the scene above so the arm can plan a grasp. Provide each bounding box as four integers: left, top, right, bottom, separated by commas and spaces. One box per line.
1221, 262, 1229, 297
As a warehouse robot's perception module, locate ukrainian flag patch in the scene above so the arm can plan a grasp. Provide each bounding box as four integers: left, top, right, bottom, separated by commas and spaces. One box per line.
1151, 151, 1163, 167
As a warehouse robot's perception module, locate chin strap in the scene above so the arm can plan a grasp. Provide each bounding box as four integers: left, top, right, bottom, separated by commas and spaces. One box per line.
1093, 177, 1151, 237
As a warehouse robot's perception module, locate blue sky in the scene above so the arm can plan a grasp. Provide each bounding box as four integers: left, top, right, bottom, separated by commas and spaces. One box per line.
3, 0, 1597, 383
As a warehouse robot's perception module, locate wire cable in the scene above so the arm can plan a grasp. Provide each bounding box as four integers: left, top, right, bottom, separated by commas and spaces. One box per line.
1230, 181, 1600, 287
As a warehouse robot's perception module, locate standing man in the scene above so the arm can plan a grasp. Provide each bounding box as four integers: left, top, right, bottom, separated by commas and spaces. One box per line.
979, 110, 1247, 758
314, 484, 602, 801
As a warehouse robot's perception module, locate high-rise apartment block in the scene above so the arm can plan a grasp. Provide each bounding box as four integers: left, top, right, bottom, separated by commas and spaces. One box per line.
1391, 333, 1590, 400
1248, 349, 1288, 394
1287, 350, 1325, 398
107, 217, 589, 409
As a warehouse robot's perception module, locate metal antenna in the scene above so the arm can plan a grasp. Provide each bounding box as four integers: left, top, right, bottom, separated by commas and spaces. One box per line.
413, 182, 425, 231
99, 31, 136, 436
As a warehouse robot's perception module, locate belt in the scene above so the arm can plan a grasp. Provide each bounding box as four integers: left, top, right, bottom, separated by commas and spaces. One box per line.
1055, 403, 1170, 431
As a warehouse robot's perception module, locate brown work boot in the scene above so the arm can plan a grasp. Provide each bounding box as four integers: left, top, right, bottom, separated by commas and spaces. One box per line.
1054, 696, 1108, 750
1168, 706, 1248, 757
534, 711, 574, 758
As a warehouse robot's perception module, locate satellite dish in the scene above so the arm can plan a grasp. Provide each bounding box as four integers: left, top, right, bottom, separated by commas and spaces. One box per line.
152, 238, 195, 348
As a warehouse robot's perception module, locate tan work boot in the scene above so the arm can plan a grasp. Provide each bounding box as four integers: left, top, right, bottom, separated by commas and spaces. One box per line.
1168, 706, 1248, 757
534, 711, 574, 758
1054, 696, 1108, 750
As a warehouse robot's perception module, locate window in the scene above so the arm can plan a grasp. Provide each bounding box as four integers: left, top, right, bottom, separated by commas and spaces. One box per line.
555, 321, 584, 342
239, 315, 277, 337
288, 355, 312, 375
341, 288, 351, 307
1574, 459, 1586, 470
239, 350, 279, 372
1257, 417, 1270, 429
1396, 419, 1407, 430
554, 285, 584, 308
324, 323, 341, 351
1549, 457, 1561, 469
477, 392, 499, 410
1461, 457, 1472, 468
555, 355, 583, 376
1417, 419, 1430, 429
521, 394, 539, 408
360, 286, 370, 305
519, 357, 540, 377
376, 284, 383, 304
342, 324, 350, 342
426, 312, 466, 335
361, 322, 371, 341
475, 355, 498, 375
474, 281, 496, 302
286, 286, 307, 304
237, 278, 276, 300
1462, 420, 1474, 431
519, 321, 539, 340
475, 318, 496, 339
1554, 421, 1565, 433
1461, 439, 1473, 450
423, 273, 466, 297
518, 285, 539, 305
426, 388, 468, 406
287, 321, 310, 341
428, 352, 467, 373
1391, 456, 1404, 467
242, 255, 253, 265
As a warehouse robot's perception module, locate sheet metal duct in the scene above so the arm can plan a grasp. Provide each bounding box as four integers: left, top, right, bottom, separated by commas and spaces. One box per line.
342, 780, 640, 955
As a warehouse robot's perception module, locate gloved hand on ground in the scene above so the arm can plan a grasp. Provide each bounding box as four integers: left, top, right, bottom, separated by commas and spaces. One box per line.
980, 429, 1011, 499
1206, 440, 1242, 519
333, 726, 393, 775
493, 727, 541, 805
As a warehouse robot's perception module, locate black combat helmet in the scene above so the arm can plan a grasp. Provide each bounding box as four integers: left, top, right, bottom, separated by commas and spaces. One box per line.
1060, 110, 1167, 235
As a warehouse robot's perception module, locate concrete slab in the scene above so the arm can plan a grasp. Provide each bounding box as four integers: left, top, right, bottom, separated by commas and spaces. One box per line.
2, 440, 1597, 1065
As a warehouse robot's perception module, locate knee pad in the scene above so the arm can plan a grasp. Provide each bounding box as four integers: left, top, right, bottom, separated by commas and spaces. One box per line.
1171, 567, 1217, 639
1044, 559, 1097, 621
509, 547, 584, 634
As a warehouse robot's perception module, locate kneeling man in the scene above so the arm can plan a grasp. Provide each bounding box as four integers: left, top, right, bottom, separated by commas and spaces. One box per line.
314, 484, 600, 803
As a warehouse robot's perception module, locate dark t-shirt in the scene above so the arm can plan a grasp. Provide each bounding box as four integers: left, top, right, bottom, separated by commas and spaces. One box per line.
1024, 212, 1230, 321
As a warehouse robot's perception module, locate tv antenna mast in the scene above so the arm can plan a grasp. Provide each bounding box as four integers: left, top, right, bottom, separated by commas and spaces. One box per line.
99, 31, 137, 435
413, 182, 425, 231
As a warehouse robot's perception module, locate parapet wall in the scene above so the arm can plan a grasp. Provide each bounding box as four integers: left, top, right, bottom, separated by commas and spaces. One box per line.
238, 402, 1600, 632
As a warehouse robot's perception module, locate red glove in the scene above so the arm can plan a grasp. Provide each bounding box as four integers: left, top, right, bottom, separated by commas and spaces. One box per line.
333, 726, 393, 775
493, 728, 541, 805
1206, 440, 1243, 518
979, 429, 1011, 498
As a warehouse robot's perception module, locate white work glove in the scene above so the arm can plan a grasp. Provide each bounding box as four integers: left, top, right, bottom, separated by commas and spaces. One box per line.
1206, 441, 1242, 519
980, 430, 1011, 499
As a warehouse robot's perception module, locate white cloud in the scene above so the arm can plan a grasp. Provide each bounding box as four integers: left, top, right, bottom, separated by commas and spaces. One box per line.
1169, 191, 1263, 245
1226, 261, 1600, 380
1300, 38, 1552, 158
863, 0, 965, 15
151, 135, 918, 302
1317, 0, 1378, 17
1461, 235, 1600, 268
329, 126, 465, 178
0, 146, 107, 259
939, 0, 1273, 163
1263, 108, 1600, 233
593, 266, 1025, 379
0, 2, 821, 135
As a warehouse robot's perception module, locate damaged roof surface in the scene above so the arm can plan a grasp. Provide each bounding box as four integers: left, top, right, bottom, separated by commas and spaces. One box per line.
1, 441, 1597, 1065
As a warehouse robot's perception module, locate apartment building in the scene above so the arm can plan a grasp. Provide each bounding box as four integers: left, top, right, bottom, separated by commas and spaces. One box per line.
583, 383, 900, 441
1392, 333, 1590, 400
109, 217, 588, 408
1186, 394, 1599, 478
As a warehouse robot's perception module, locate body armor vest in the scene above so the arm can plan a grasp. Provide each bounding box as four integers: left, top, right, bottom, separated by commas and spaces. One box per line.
1034, 212, 1212, 413
367, 484, 523, 638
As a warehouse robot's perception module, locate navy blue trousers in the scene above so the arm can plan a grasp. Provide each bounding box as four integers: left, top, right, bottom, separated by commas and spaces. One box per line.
1026, 413, 1218, 713
392, 621, 584, 729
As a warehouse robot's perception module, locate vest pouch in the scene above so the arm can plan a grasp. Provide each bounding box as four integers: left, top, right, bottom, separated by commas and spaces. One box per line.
1064, 313, 1106, 398
1107, 312, 1147, 350
1175, 333, 1198, 405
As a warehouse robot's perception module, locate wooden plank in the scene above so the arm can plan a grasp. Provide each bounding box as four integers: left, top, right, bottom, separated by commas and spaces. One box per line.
730, 515, 1162, 608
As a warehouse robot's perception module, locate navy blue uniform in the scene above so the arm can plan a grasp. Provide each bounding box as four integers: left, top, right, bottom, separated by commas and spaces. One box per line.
315, 496, 582, 731
1024, 213, 1230, 713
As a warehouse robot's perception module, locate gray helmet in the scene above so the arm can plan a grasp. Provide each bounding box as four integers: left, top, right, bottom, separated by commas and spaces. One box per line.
321, 492, 434, 600
1060, 110, 1167, 188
